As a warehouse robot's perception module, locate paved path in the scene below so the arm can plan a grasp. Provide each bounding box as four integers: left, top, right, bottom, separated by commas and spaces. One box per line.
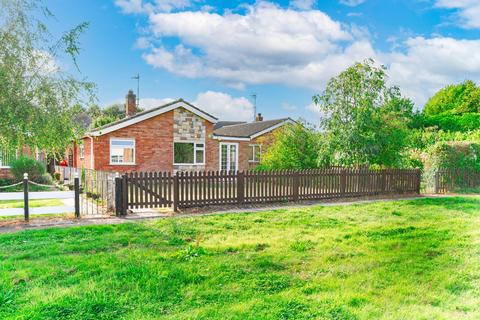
0, 191, 74, 201
0, 206, 75, 217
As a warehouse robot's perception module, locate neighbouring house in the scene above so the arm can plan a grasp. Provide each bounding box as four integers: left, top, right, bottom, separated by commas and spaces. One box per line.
69, 90, 293, 173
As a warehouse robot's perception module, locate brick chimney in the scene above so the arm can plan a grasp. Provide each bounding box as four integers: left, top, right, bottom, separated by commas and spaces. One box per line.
125, 90, 136, 117
255, 113, 263, 121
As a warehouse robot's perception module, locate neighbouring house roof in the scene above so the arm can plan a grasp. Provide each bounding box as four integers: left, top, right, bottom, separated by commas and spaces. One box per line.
213, 118, 294, 140
88, 99, 218, 137
213, 121, 246, 130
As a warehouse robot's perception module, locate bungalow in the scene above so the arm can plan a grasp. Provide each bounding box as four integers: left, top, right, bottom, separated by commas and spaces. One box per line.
71, 90, 293, 173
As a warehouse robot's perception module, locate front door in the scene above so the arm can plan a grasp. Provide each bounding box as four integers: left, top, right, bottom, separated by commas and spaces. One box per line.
220, 143, 238, 172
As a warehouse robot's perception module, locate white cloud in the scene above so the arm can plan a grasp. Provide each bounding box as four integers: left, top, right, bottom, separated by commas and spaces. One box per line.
193, 91, 254, 121
382, 37, 480, 106
119, 1, 480, 108
339, 0, 366, 7
435, 0, 480, 29
140, 97, 175, 109
115, 0, 193, 14
290, 0, 316, 10
142, 2, 360, 90
135, 92, 253, 120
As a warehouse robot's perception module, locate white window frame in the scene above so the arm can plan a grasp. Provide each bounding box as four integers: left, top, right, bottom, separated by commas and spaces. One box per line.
109, 138, 136, 165
248, 144, 262, 163
79, 144, 85, 159
173, 141, 205, 165
219, 142, 239, 172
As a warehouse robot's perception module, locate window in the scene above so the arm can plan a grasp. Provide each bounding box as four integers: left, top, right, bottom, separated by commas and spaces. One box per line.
79, 144, 85, 159
110, 138, 135, 164
248, 144, 261, 163
174, 142, 204, 165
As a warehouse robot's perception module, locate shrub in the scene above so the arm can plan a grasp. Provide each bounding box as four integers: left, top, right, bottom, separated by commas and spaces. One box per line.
53, 171, 61, 181
10, 156, 46, 181
34, 173, 53, 185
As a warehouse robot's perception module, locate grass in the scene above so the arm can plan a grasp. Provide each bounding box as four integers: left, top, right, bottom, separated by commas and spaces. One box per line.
0, 199, 64, 209
1, 197, 480, 319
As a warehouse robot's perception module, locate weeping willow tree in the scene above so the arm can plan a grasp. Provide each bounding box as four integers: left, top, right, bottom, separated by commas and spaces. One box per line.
0, 0, 95, 157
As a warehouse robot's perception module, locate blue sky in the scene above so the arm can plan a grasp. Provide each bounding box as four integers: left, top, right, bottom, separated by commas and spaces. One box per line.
47, 0, 480, 122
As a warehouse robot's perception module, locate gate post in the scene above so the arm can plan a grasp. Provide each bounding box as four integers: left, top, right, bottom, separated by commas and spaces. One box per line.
173, 173, 179, 212
74, 173, 80, 218
23, 173, 29, 222
115, 172, 123, 217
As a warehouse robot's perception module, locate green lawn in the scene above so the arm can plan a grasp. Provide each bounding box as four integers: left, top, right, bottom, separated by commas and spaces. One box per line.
1, 197, 480, 319
0, 199, 64, 209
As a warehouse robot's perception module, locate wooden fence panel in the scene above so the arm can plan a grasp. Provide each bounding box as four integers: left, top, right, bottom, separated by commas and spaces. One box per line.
123, 168, 421, 210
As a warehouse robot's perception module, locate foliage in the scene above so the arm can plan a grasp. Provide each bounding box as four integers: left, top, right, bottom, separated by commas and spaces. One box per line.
419, 112, 480, 132
259, 122, 320, 170
313, 59, 413, 168
1, 197, 480, 318
424, 141, 480, 173
90, 103, 143, 129
423, 141, 480, 190
33, 172, 53, 185
9, 156, 45, 181
0, 0, 95, 154
424, 80, 480, 116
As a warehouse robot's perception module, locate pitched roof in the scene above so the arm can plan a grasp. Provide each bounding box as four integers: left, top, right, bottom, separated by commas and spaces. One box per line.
213, 121, 246, 130
213, 118, 293, 139
88, 99, 218, 136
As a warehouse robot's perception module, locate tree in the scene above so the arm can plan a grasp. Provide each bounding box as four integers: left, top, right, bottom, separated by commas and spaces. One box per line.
259, 122, 319, 170
424, 80, 480, 116
0, 0, 95, 155
313, 59, 413, 168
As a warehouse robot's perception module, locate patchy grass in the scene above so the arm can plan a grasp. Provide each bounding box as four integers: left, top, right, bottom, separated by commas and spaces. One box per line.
1, 197, 480, 319
0, 199, 64, 209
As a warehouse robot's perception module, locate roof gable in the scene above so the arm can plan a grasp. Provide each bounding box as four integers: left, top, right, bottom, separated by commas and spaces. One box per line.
88, 99, 218, 136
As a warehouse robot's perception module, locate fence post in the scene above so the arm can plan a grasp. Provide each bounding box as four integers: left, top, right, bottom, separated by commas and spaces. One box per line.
115, 172, 123, 217
74, 173, 80, 218
292, 170, 299, 202
23, 173, 29, 222
173, 173, 179, 212
237, 171, 245, 204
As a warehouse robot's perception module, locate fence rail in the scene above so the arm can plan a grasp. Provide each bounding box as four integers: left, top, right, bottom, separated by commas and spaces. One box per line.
118, 168, 421, 213
434, 169, 480, 193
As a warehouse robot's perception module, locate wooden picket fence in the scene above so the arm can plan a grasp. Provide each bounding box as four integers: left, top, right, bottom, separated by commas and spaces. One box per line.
434, 169, 480, 193
115, 168, 421, 214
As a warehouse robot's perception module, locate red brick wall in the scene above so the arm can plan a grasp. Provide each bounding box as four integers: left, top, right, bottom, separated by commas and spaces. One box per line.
0, 168, 13, 179
90, 110, 175, 173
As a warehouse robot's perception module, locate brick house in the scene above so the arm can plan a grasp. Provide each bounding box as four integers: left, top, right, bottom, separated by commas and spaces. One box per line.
70, 91, 293, 173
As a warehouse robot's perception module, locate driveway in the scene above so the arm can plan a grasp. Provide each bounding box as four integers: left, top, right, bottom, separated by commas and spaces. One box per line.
0, 191, 75, 217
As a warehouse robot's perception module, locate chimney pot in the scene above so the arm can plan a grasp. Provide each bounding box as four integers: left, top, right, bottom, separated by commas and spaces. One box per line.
255, 113, 263, 121
125, 90, 136, 117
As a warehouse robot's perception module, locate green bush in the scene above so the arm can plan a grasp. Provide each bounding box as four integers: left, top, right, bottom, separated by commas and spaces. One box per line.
423, 141, 480, 190
10, 156, 46, 181
34, 173, 53, 185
